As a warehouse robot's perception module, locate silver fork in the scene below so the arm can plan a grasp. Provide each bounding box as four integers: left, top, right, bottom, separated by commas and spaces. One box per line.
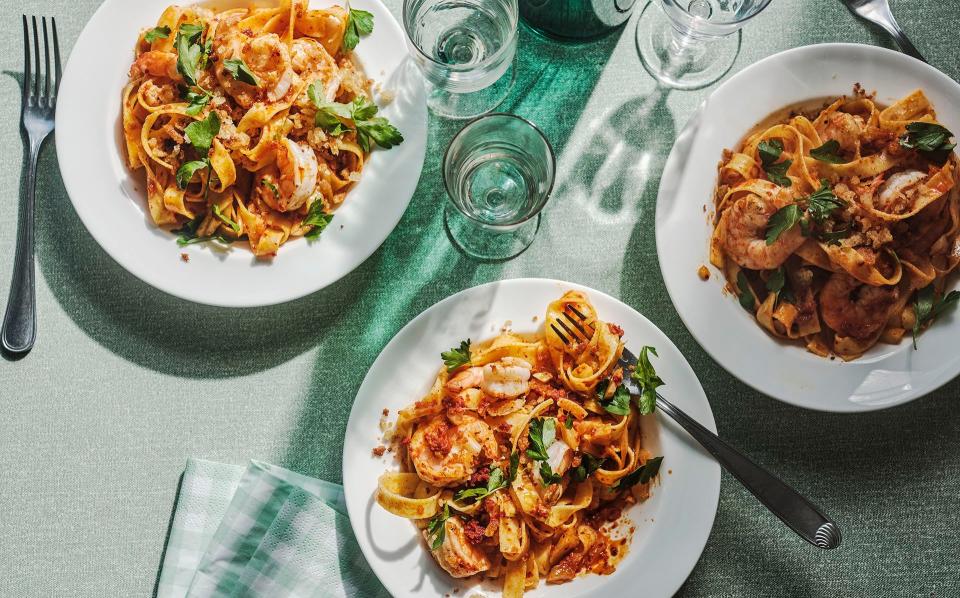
2, 16, 60, 354
840, 0, 926, 63
552, 306, 842, 550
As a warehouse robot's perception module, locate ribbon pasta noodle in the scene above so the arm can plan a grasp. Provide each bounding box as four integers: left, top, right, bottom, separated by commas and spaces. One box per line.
375, 292, 662, 596
122, 0, 401, 257
711, 87, 960, 360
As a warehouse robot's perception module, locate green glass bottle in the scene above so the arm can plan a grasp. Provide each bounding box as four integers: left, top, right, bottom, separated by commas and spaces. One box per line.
520, 0, 639, 41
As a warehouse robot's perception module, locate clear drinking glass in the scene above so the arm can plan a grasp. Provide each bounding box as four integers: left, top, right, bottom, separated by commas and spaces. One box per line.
636, 0, 772, 90
403, 0, 519, 119
443, 114, 555, 261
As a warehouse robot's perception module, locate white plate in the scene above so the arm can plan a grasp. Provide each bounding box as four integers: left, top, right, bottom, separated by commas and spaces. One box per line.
656, 43, 960, 413
55, 0, 427, 307
343, 278, 720, 598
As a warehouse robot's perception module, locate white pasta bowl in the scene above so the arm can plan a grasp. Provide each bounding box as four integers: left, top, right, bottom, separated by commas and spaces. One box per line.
656, 43, 960, 412
342, 278, 720, 598
55, 0, 427, 307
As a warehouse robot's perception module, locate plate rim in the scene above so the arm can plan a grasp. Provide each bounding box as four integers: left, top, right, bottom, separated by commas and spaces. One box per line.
53, 0, 427, 308
655, 42, 960, 412
342, 277, 721, 598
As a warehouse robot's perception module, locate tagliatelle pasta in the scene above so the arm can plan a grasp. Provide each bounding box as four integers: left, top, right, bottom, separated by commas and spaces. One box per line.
375, 291, 663, 597
711, 87, 960, 360
122, 0, 401, 256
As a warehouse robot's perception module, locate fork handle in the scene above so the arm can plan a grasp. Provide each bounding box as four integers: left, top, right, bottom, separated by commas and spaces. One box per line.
2, 138, 41, 354
885, 25, 926, 63
655, 394, 841, 550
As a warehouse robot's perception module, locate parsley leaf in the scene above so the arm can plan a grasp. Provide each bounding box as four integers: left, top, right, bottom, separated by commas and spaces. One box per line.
765, 203, 802, 245
183, 111, 220, 157
912, 285, 960, 349
144, 26, 171, 44
737, 270, 755, 311
809, 139, 845, 163
315, 108, 351, 136
526, 418, 556, 461
174, 23, 205, 87
757, 139, 793, 187
595, 379, 631, 416
507, 451, 519, 483
571, 453, 605, 483
177, 111, 219, 194
223, 58, 258, 86
454, 465, 508, 503
441, 339, 471, 371
631, 346, 663, 415
262, 178, 280, 199
764, 160, 793, 187
303, 210, 333, 240
355, 114, 404, 151
305, 87, 403, 150
176, 235, 235, 247
181, 87, 211, 116
212, 204, 240, 233
913, 285, 935, 350
805, 180, 844, 223
175, 160, 208, 189
539, 461, 562, 486
350, 97, 403, 151
172, 216, 234, 246
426, 503, 450, 550
343, 8, 374, 51
930, 291, 960, 320
766, 267, 785, 294
306, 83, 353, 136
900, 122, 956, 162
816, 226, 851, 246
758, 139, 783, 164
349, 96, 378, 121
766, 267, 793, 307
615, 456, 663, 489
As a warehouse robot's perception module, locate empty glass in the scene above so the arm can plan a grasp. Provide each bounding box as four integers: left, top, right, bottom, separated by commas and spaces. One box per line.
636, 0, 772, 90
403, 0, 518, 119
443, 114, 555, 261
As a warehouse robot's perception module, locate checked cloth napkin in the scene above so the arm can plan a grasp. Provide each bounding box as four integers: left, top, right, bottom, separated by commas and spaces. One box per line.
156, 458, 389, 598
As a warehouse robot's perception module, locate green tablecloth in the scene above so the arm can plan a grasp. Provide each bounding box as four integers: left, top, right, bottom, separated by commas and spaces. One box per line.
1, 0, 959, 595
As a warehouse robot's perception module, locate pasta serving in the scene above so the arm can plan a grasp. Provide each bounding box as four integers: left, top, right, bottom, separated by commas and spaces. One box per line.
375, 291, 664, 596
711, 87, 959, 360
122, 0, 402, 256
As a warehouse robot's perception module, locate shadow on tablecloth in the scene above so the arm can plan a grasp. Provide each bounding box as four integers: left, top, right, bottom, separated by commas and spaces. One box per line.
278, 24, 628, 480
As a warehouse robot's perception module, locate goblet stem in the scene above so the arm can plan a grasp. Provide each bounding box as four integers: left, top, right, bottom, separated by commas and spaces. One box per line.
661, 23, 714, 79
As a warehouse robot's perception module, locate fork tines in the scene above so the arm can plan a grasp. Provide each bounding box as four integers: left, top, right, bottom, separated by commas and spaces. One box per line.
22, 15, 61, 107
550, 305, 594, 345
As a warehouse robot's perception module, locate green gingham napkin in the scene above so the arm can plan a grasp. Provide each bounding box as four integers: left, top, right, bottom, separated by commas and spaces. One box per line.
157, 458, 389, 598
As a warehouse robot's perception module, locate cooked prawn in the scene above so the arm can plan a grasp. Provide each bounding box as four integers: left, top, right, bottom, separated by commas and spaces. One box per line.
290, 37, 338, 79
408, 414, 497, 487
480, 357, 531, 399
820, 272, 898, 339
445, 367, 482, 395
129, 51, 180, 81
876, 169, 927, 213
259, 139, 319, 212
723, 190, 805, 270
215, 32, 296, 108
817, 111, 864, 155
429, 516, 491, 578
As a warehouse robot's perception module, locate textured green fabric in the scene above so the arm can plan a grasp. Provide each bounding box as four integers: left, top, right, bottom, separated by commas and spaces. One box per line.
1, 0, 960, 596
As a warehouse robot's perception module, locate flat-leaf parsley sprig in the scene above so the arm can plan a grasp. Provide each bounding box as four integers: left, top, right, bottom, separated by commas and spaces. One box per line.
306, 82, 403, 152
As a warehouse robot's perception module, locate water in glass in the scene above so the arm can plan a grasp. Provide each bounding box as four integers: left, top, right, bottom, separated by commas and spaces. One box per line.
405, 0, 517, 94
